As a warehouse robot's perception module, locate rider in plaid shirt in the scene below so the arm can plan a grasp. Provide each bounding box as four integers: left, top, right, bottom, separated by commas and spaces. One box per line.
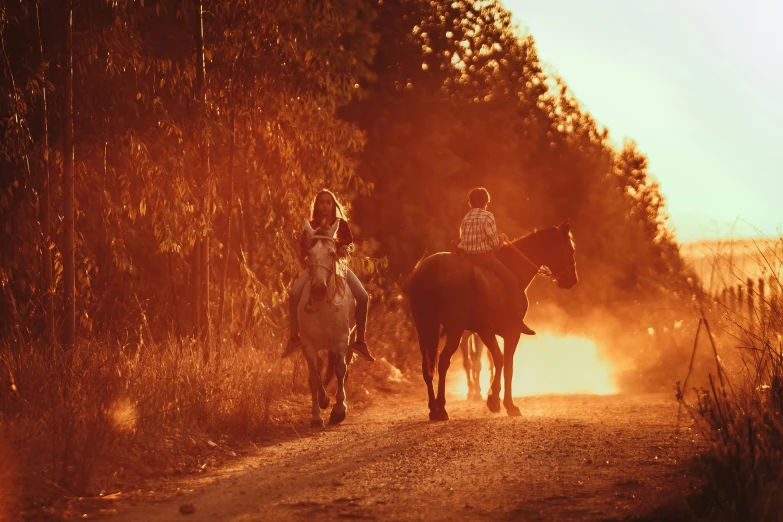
458, 188, 536, 336
459, 207, 501, 253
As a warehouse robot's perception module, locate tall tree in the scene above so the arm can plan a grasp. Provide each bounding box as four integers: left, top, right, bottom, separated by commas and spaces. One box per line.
35, 1, 55, 346
193, 0, 210, 347
62, 0, 75, 348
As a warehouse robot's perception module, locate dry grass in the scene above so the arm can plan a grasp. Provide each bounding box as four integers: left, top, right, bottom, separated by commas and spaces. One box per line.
677, 239, 783, 521
0, 333, 292, 497
0, 284, 416, 518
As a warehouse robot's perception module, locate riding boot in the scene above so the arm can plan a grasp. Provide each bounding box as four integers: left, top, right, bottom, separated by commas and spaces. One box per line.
280, 294, 302, 359
350, 289, 375, 362
280, 336, 301, 358
517, 320, 536, 336
510, 290, 536, 336
351, 337, 375, 362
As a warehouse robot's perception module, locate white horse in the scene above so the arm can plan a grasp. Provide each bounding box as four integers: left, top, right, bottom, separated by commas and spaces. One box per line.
299, 219, 355, 427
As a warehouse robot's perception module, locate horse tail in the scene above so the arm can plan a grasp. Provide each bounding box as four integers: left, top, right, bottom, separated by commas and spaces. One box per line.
414, 318, 439, 379
408, 252, 447, 378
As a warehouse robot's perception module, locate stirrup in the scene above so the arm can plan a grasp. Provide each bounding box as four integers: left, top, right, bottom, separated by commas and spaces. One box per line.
280, 336, 302, 359
351, 340, 375, 362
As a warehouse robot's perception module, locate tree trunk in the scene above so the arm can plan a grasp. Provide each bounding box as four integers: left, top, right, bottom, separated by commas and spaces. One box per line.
217, 103, 235, 347
194, 0, 211, 354
241, 115, 254, 332
62, 0, 75, 349
191, 236, 201, 334
169, 251, 183, 351
217, 39, 245, 352
36, 2, 55, 348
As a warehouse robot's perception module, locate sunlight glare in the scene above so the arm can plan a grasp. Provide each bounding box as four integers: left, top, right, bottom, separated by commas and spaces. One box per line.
109, 398, 138, 432
447, 333, 617, 398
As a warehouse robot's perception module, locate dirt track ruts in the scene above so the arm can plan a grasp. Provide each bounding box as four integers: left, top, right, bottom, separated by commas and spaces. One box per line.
109, 388, 693, 521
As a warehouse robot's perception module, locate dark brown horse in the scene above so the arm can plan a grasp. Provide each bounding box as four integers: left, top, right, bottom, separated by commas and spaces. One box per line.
408, 221, 578, 421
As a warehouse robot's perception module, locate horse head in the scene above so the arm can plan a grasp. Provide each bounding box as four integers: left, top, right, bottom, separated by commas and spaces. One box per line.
304, 219, 340, 301
548, 220, 578, 289
509, 220, 579, 289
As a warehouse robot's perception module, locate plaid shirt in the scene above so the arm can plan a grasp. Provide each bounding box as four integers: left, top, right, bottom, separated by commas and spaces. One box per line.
458, 208, 500, 253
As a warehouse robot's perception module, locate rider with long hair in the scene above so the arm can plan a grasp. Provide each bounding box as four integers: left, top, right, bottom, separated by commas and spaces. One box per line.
280, 190, 374, 362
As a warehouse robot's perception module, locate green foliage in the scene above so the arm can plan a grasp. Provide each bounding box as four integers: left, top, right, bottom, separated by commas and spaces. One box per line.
0, 0, 376, 341
347, 0, 686, 295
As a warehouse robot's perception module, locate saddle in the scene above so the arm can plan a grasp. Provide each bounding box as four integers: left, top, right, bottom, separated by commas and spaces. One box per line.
451, 244, 508, 326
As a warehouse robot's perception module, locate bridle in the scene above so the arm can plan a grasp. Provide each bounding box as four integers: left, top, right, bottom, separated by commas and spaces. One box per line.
505, 232, 574, 283
306, 235, 346, 305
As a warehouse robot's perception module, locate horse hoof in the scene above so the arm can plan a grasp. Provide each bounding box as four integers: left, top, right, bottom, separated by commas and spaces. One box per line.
487, 395, 501, 413
318, 393, 330, 410
506, 405, 522, 417
328, 410, 346, 425
469, 391, 483, 402
429, 409, 449, 422
311, 418, 324, 428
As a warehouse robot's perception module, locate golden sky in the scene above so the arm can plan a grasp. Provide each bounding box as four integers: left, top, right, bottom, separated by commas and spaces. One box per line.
504, 0, 782, 243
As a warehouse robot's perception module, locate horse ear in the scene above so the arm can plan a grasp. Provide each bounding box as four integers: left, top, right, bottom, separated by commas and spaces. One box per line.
327, 219, 340, 239
303, 219, 315, 237
558, 219, 571, 234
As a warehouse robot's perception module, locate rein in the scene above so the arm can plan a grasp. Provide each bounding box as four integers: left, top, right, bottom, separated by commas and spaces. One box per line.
505, 234, 571, 282
505, 242, 552, 278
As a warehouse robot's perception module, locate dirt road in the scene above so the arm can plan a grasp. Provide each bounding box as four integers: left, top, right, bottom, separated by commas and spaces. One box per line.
110, 388, 694, 521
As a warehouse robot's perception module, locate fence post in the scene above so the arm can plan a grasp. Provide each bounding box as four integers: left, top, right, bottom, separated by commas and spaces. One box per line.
747, 278, 755, 332
770, 276, 779, 330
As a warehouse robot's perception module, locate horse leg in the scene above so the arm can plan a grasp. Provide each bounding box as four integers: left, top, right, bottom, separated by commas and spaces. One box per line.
460, 332, 474, 401
417, 320, 439, 419
478, 332, 503, 413
489, 341, 495, 385
303, 349, 324, 428
433, 329, 463, 421
472, 334, 484, 400
319, 352, 334, 410
502, 333, 522, 416
329, 349, 348, 425
323, 352, 336, 386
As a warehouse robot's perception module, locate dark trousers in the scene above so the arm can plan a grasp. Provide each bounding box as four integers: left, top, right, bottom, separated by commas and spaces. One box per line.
468, 252, 524, 318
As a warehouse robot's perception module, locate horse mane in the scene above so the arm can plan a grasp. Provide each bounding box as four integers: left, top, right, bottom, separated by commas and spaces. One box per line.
309, 226, 335, 244
510, 226, 545, 244
507, 224, 575, 258
509, 224, 574, 244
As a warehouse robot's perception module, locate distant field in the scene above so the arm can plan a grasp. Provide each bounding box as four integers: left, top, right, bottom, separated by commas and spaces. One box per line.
680, 237, 781, 294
